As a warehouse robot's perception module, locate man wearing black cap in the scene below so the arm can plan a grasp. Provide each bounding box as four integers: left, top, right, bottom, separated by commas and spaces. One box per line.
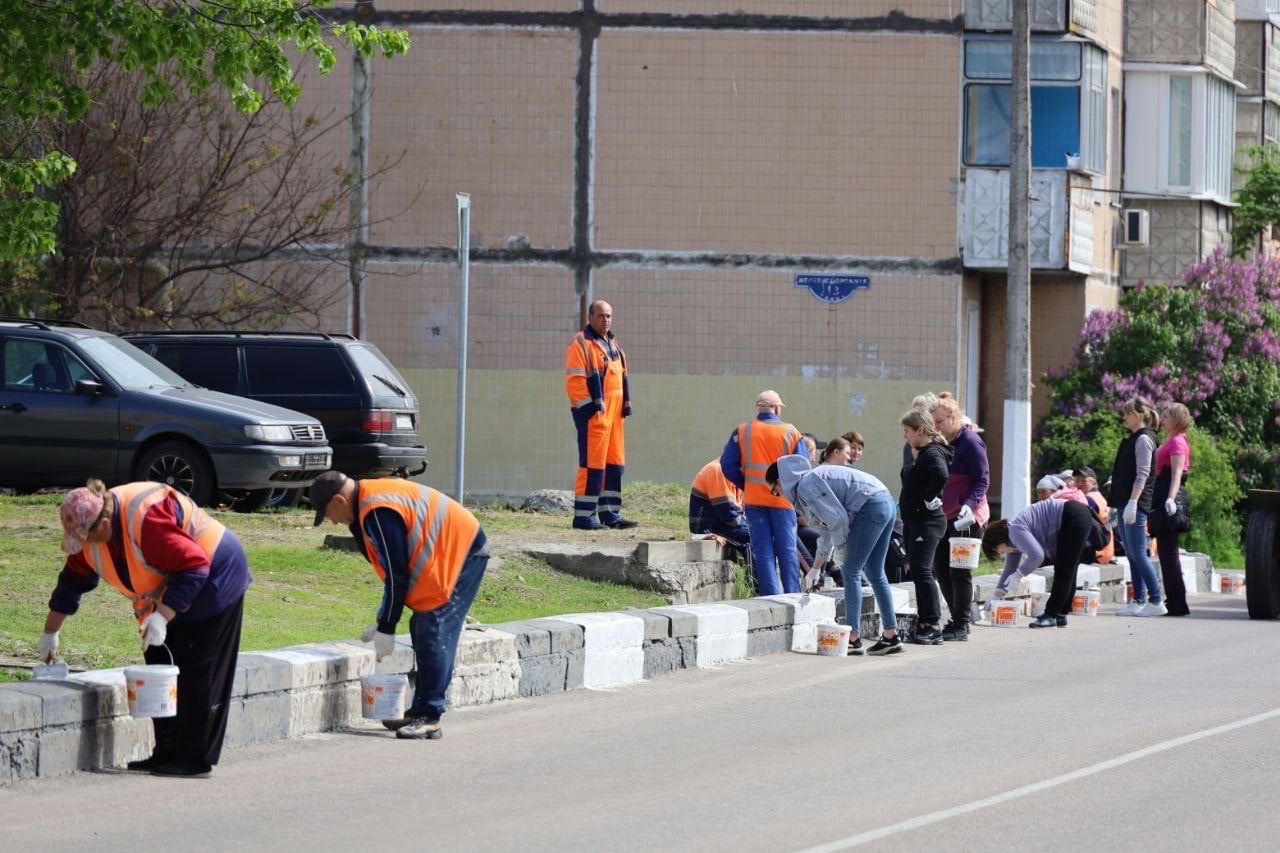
1072, 466, 1114, 564
310, 471, 488, 740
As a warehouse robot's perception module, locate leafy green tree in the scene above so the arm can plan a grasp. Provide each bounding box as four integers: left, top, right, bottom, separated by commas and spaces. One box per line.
0, 0, 409, 263
1234, 143, 1280, 257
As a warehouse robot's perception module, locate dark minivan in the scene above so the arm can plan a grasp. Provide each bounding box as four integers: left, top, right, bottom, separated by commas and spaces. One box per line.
125, 331, 427, 501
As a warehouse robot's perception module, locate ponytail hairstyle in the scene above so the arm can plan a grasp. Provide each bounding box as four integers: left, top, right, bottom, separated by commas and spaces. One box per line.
819, 436, 852, 464
900, 408, 946, 445
1121, 396, 1159, 430
83, 478, 113, 524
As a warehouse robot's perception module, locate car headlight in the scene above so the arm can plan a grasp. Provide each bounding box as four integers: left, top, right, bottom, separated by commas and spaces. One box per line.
245, 424, 294, 442
276, 455, 302, 468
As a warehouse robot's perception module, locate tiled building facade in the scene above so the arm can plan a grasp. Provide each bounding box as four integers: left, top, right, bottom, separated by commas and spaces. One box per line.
210, 1, 1272, 503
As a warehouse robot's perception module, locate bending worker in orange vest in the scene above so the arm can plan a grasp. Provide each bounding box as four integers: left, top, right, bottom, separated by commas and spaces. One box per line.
311, 471, 489, 740
720, 390, 804, 594
43, 479, 253, 778
564, 299, 636, 530
689, 457, 751, 550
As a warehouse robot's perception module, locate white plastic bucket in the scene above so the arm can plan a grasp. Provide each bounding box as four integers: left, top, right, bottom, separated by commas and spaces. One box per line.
1071, 590, 1100, 616
815, 624, 852, 657
124, 665, 179, 718
987, 600, 1019, 627
948, 537, 982, 569
360, 673, 409, 720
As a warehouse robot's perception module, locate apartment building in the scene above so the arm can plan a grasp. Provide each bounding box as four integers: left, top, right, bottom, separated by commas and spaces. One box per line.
229, 1, 1251, 502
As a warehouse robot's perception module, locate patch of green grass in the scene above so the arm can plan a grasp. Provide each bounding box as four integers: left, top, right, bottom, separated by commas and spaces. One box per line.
0, 484, 697, 670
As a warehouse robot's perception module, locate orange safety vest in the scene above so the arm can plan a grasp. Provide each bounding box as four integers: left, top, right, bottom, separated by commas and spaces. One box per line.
1087, 489, 1116, 564
565, 329, 627, 412
738, 420, 802, 508
356, 479, 480, 612
80, 482, 225, 624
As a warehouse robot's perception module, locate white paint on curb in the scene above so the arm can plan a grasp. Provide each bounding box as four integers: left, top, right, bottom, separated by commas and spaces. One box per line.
653, 603, 749, 666
551, 612, 645, 688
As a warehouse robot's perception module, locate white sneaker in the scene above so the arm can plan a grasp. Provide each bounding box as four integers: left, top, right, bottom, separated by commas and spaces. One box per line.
1136, 601, 1168, 617
1115, 601, 1143, 616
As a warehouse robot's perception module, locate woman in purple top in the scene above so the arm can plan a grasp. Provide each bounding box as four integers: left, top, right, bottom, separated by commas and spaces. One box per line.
1150, 402, 1194, 616
928, 395, 990, 641
1109, 397, 1165, 617
982, 498, 1094, 628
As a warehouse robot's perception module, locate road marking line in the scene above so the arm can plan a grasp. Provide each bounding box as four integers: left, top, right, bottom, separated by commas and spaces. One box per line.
797, 707, 1280, 852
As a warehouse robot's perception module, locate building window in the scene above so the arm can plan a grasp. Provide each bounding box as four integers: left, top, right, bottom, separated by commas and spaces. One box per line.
962, 37, 1107, 171
1168, 76, 1192, 187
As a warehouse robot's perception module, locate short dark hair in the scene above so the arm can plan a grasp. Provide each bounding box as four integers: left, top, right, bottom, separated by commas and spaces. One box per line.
764, 461, 779, 486
981, 519, 1011, 561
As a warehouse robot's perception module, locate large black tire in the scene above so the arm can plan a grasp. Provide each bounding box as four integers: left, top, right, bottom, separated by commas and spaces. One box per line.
1246, 509, 1280, 619
135, 441, 215, 507
229, 487, 300, 513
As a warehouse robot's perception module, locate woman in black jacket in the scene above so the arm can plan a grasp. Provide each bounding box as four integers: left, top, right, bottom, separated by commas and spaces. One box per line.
899, 408, 952, 644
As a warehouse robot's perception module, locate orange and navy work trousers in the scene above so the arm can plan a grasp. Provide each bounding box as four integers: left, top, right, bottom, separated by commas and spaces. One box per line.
573, 391, 625, 525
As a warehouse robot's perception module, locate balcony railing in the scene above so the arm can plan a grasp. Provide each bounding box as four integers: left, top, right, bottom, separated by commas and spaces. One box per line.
962, 167, 1094, 273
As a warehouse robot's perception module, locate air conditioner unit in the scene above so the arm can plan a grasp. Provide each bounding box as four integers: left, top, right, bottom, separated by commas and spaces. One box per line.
1121, 209, 1150, 248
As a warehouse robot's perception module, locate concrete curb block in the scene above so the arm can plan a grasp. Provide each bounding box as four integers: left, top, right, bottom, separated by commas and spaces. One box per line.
4, 555, 1211, 784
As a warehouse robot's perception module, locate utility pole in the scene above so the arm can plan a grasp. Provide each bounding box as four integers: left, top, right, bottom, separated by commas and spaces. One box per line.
1002, 0, 1033, 519
455, 193, 472, 502
348, 49, 371, 339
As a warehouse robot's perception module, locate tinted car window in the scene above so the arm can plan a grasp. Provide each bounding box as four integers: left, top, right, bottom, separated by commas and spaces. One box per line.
4, 339, 49, 389
345, 344, 411, 396
244, 346, 354, 395
153, 344, 240, 392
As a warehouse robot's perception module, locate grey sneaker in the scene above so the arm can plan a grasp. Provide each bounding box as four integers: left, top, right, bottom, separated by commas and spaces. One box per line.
396, 716, 443, 740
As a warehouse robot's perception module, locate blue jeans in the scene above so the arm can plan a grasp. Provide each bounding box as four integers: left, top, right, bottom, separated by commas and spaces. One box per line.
842, 491, 898, 634
407, 549, 489, 720
745, 505, 799, 595
1117, 513, 1162, 604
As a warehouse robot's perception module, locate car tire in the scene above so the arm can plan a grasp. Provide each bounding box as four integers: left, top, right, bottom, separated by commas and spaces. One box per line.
1246, 509, 1280, 620
135, 441, 215, 507
229, 487, 300, 513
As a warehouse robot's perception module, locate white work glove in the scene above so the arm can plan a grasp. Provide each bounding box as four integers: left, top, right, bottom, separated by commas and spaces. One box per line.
1004, 573, 1025, 597
38, 631, 59, 663
372, 631, 396, 661
989, 586, 1006, 600
1123, 500, 1138, 526
954, 504, 976, 531
924, 496, 943, 511
1164, 497, 1177, 515
360, 624, 378, 643
140, 612, 167, 649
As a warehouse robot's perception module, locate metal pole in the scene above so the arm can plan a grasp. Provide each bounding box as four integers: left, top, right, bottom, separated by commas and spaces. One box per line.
454, 192, 471, 502
1002, 0, 1033, 519
348, 51, 371, 339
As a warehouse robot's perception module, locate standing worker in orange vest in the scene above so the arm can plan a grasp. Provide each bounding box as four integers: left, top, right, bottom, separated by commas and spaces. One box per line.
564, 299, 636, 530
311, 471, 489, 740
720, 390, 804, 594
41, 479, 254, 778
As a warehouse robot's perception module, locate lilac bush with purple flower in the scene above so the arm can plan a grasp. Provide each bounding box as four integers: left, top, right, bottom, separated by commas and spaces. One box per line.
1036, 248, 1280, 562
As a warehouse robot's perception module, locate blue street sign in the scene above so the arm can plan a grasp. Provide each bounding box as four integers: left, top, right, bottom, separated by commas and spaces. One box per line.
795, 274, 870, 304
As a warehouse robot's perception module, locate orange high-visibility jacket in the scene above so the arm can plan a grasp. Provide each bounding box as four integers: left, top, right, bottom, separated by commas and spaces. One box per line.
80, 482, 225, 624
738, 420, 802, 508
565, 326, 631, 414
689, 459, 745, 532
357, 479, 480, 612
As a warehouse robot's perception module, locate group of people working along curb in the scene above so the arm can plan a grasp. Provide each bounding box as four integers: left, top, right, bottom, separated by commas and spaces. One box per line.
694, 389, 1195, 656
37, 471, 489, 778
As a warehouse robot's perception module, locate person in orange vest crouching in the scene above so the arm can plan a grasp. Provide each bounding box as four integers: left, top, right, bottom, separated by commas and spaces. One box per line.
689, 458, 751, 558
41, 479, 253, 778
720, 390, 804, 595
310, 471, 489, 740
564, 299, 636, 530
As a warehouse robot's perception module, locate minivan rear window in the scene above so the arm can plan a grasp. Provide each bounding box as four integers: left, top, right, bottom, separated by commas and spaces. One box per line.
245, 346, 354, 395
346, 344, 412, 399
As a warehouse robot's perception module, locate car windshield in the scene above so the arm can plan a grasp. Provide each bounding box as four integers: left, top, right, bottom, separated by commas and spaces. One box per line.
78, 335, 193, 390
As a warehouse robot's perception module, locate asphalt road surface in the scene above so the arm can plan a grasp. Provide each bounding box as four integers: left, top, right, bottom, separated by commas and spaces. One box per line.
6, 593, 1280, 852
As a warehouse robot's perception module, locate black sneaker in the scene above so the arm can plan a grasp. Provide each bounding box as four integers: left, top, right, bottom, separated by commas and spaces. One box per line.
912, 625, 943, 645
149, 761, 212, 778
1030, 614, 1061, 629
867, 635, 903, 656
846, 637, 864, 656
941, 622, 969, 642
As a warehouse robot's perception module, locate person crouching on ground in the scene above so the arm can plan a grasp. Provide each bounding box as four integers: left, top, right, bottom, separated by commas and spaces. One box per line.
689, 457, 751, 560
43, 479, 253, 778
767, 455, 903, 656
311, 471, 488, 740
981, 499, 1094, 628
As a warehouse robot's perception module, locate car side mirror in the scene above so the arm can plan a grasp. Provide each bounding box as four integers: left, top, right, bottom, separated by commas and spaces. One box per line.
74, 379, 105, 397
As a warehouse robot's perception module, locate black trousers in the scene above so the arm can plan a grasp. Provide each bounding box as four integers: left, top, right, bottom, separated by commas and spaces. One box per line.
1043, 502, 1092, 617
145, 596, 244, 767
933, 519, 983, 627
905, 514, 947, 625
1155, 531, 1190, 615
